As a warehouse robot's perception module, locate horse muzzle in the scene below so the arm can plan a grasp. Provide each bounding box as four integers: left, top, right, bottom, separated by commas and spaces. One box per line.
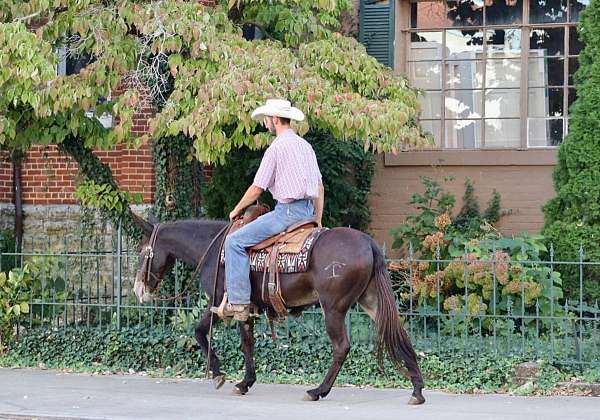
133, 276, 155, 304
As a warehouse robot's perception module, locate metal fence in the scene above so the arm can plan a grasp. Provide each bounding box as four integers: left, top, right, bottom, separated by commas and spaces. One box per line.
2, 224, 600, 366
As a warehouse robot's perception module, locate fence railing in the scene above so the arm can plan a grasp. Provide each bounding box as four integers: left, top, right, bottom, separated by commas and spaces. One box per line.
2, 225, 599, 366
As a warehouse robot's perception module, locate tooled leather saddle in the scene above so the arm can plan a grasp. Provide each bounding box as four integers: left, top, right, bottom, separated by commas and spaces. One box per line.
220, 203, 327, 318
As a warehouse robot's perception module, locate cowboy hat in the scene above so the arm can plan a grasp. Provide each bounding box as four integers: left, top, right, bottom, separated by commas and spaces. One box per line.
251, 99, 305, 122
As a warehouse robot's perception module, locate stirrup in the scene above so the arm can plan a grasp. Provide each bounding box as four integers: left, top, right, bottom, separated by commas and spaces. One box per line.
210, 292, 229, 319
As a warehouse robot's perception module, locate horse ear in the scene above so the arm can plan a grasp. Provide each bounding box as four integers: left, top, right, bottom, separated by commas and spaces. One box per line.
132, 212, 154, 237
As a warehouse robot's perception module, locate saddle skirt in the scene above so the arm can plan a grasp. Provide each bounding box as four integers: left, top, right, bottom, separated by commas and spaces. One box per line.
220, 223, 327, 273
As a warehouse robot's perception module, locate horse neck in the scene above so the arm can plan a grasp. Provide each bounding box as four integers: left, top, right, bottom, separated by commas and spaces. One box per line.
161, 220, 228, 266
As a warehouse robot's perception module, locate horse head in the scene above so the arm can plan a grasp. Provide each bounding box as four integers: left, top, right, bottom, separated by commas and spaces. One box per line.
132, 213, 173, 303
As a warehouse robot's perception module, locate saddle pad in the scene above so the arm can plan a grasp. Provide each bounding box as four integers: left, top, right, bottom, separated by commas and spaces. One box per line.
220, 227, 327, 274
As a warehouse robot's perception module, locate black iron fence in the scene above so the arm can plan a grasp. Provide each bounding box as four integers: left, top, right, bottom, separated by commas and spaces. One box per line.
2, 224, 599, 366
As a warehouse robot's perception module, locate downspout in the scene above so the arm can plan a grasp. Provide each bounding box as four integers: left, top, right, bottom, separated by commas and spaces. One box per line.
11, 150, 23, 252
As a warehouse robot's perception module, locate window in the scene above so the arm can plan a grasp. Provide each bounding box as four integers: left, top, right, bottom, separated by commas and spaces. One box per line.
56, 46, 113, 129
405, 0, 587, 149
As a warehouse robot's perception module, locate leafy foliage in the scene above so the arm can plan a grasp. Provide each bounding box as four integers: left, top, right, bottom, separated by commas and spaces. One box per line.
542, 0, 600, 301
0, 228, 17, 273
204, 129, 375, 230
76, 181, 143, 214
390, 177, 502, 256
4, 325, 595, 393
151, 134, 203, 297
389, 177, 564, 331
152, 135, 202, 221
0, 0, 428, 162
0, 266, 30, 352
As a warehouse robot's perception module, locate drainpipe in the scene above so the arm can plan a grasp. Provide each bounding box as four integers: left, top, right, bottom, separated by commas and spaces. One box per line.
12, 150, 23, 252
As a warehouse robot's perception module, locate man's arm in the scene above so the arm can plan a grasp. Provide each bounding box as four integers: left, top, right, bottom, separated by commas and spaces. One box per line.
314, 182, 325, 227
229, 185, 264, 221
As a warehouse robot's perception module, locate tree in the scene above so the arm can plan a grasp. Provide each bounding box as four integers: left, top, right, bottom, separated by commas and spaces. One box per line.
0, 0, 428, 237
542, 0, 600, 300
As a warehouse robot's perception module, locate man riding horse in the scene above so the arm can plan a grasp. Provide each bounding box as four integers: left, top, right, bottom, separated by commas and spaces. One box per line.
212, 99, 325, 322
132, 98, 426, 404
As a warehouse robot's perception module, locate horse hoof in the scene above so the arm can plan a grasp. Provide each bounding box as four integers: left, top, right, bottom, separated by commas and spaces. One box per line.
232, 386, 246, 396
303, 392, 319, 401
407, 396, 425, 405
213, 375, 225, 390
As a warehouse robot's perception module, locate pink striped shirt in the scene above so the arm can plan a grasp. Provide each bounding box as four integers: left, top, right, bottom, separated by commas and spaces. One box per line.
253, 129, 322, 203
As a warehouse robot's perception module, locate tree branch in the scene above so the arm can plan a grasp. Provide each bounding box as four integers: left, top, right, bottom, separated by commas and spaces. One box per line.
13, 7, 68, 22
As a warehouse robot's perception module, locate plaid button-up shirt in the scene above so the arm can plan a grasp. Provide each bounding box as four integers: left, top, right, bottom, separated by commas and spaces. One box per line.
252, 129, 322, 203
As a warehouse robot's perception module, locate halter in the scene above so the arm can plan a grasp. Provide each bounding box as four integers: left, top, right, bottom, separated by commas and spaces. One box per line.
140, 223, 162, 289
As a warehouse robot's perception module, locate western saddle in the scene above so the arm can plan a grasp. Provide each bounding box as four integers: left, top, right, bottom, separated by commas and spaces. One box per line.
227, 203, 319, 318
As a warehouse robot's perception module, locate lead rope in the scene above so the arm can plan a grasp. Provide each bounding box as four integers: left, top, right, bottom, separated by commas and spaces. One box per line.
205, 220, 235, 379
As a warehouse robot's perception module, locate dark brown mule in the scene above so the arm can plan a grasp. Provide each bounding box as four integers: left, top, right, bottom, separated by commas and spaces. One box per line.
133, 216, 425, 404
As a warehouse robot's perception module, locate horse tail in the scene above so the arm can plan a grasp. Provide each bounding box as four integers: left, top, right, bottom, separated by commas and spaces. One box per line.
370, 239, 421, 379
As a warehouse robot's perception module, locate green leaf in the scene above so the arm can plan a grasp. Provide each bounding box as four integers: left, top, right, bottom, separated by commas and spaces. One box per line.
20, 302, 29, 314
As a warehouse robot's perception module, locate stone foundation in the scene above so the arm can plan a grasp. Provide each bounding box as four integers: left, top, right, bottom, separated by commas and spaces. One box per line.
0, 203, 152, 252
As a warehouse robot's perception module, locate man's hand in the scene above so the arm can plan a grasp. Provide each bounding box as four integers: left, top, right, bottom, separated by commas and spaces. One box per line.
229, 185, 264, 222
229, 208, 241, 221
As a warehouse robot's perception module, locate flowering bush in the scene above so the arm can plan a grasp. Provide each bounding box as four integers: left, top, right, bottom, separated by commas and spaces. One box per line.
389, 177, 564, 331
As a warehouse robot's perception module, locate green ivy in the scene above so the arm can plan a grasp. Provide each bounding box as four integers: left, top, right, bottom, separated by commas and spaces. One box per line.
59, 136, 143, 242
0, 265, 30, 352
4, 325, 594, 394
152, 135, 204, 297
204, 129, 375, 231
153, 135, 202, 221
76, 181, 143, 214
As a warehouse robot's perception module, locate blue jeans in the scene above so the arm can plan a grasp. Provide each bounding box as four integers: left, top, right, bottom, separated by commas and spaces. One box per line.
225, 199, 315, 304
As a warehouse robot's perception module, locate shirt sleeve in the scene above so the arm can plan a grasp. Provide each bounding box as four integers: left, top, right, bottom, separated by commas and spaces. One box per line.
252, 146, 276, 190
312, 149, 322, 183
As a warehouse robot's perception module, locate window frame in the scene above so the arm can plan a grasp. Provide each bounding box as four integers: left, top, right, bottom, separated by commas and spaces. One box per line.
392, 0, 582, 161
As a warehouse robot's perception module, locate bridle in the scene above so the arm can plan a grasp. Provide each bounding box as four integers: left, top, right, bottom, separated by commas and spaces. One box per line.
139, 222, 232, 302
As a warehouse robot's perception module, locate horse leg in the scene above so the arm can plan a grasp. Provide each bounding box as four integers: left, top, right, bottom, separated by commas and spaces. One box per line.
232, 317, 256, 396
194, 308, 225, 389
358, 281, 425, 405
304, 309, 350, 401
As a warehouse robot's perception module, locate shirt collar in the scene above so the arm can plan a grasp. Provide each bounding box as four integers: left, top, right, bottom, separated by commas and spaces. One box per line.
273, 128, 295, 143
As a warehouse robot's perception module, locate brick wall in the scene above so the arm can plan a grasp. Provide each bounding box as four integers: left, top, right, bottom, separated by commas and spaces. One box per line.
0, 104, 156, 206
369, 155, 556, 252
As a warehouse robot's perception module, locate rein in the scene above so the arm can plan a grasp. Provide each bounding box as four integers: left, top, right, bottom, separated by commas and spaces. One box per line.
142, 222, 231, 302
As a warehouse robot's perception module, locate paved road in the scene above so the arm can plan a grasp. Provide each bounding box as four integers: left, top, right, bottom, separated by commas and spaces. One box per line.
0, 368, 598, 420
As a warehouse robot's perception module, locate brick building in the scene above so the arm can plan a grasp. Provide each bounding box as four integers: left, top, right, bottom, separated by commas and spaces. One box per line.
2, 0, 586, 250
360, 0, 587, 248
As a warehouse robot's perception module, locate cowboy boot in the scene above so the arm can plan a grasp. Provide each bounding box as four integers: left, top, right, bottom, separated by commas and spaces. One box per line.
210, 292, 250, 322
220, 303, 250, 321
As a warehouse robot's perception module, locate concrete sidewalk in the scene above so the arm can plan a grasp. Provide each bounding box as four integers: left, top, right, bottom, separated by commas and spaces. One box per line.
0, 368, 598, 420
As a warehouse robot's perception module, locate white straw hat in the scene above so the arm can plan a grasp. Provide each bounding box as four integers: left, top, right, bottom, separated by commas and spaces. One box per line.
251, 99, 305, 122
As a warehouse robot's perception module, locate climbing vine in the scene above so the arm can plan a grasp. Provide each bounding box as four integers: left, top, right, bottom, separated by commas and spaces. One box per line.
152, 135, 202, 221
58, 136, 143, 242
152, 134, 203, 297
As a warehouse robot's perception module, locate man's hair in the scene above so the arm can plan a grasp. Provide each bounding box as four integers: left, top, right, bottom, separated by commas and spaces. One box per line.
275, 116, 291, 125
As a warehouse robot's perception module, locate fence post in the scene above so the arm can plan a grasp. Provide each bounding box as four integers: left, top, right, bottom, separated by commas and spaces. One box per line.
116, 221, 123, 330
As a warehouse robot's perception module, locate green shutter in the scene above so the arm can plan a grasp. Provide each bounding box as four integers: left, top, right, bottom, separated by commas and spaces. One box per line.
359, 0, 395, 67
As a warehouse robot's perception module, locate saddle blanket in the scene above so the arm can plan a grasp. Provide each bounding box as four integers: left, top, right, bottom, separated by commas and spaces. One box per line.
220, 227, 327, 274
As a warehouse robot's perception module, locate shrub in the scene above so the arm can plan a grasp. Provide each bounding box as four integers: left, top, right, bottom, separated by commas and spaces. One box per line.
0, 228, 17, 273
542, 0, 600, 301
390, 177, 564, 331
0, 265, 30, 352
